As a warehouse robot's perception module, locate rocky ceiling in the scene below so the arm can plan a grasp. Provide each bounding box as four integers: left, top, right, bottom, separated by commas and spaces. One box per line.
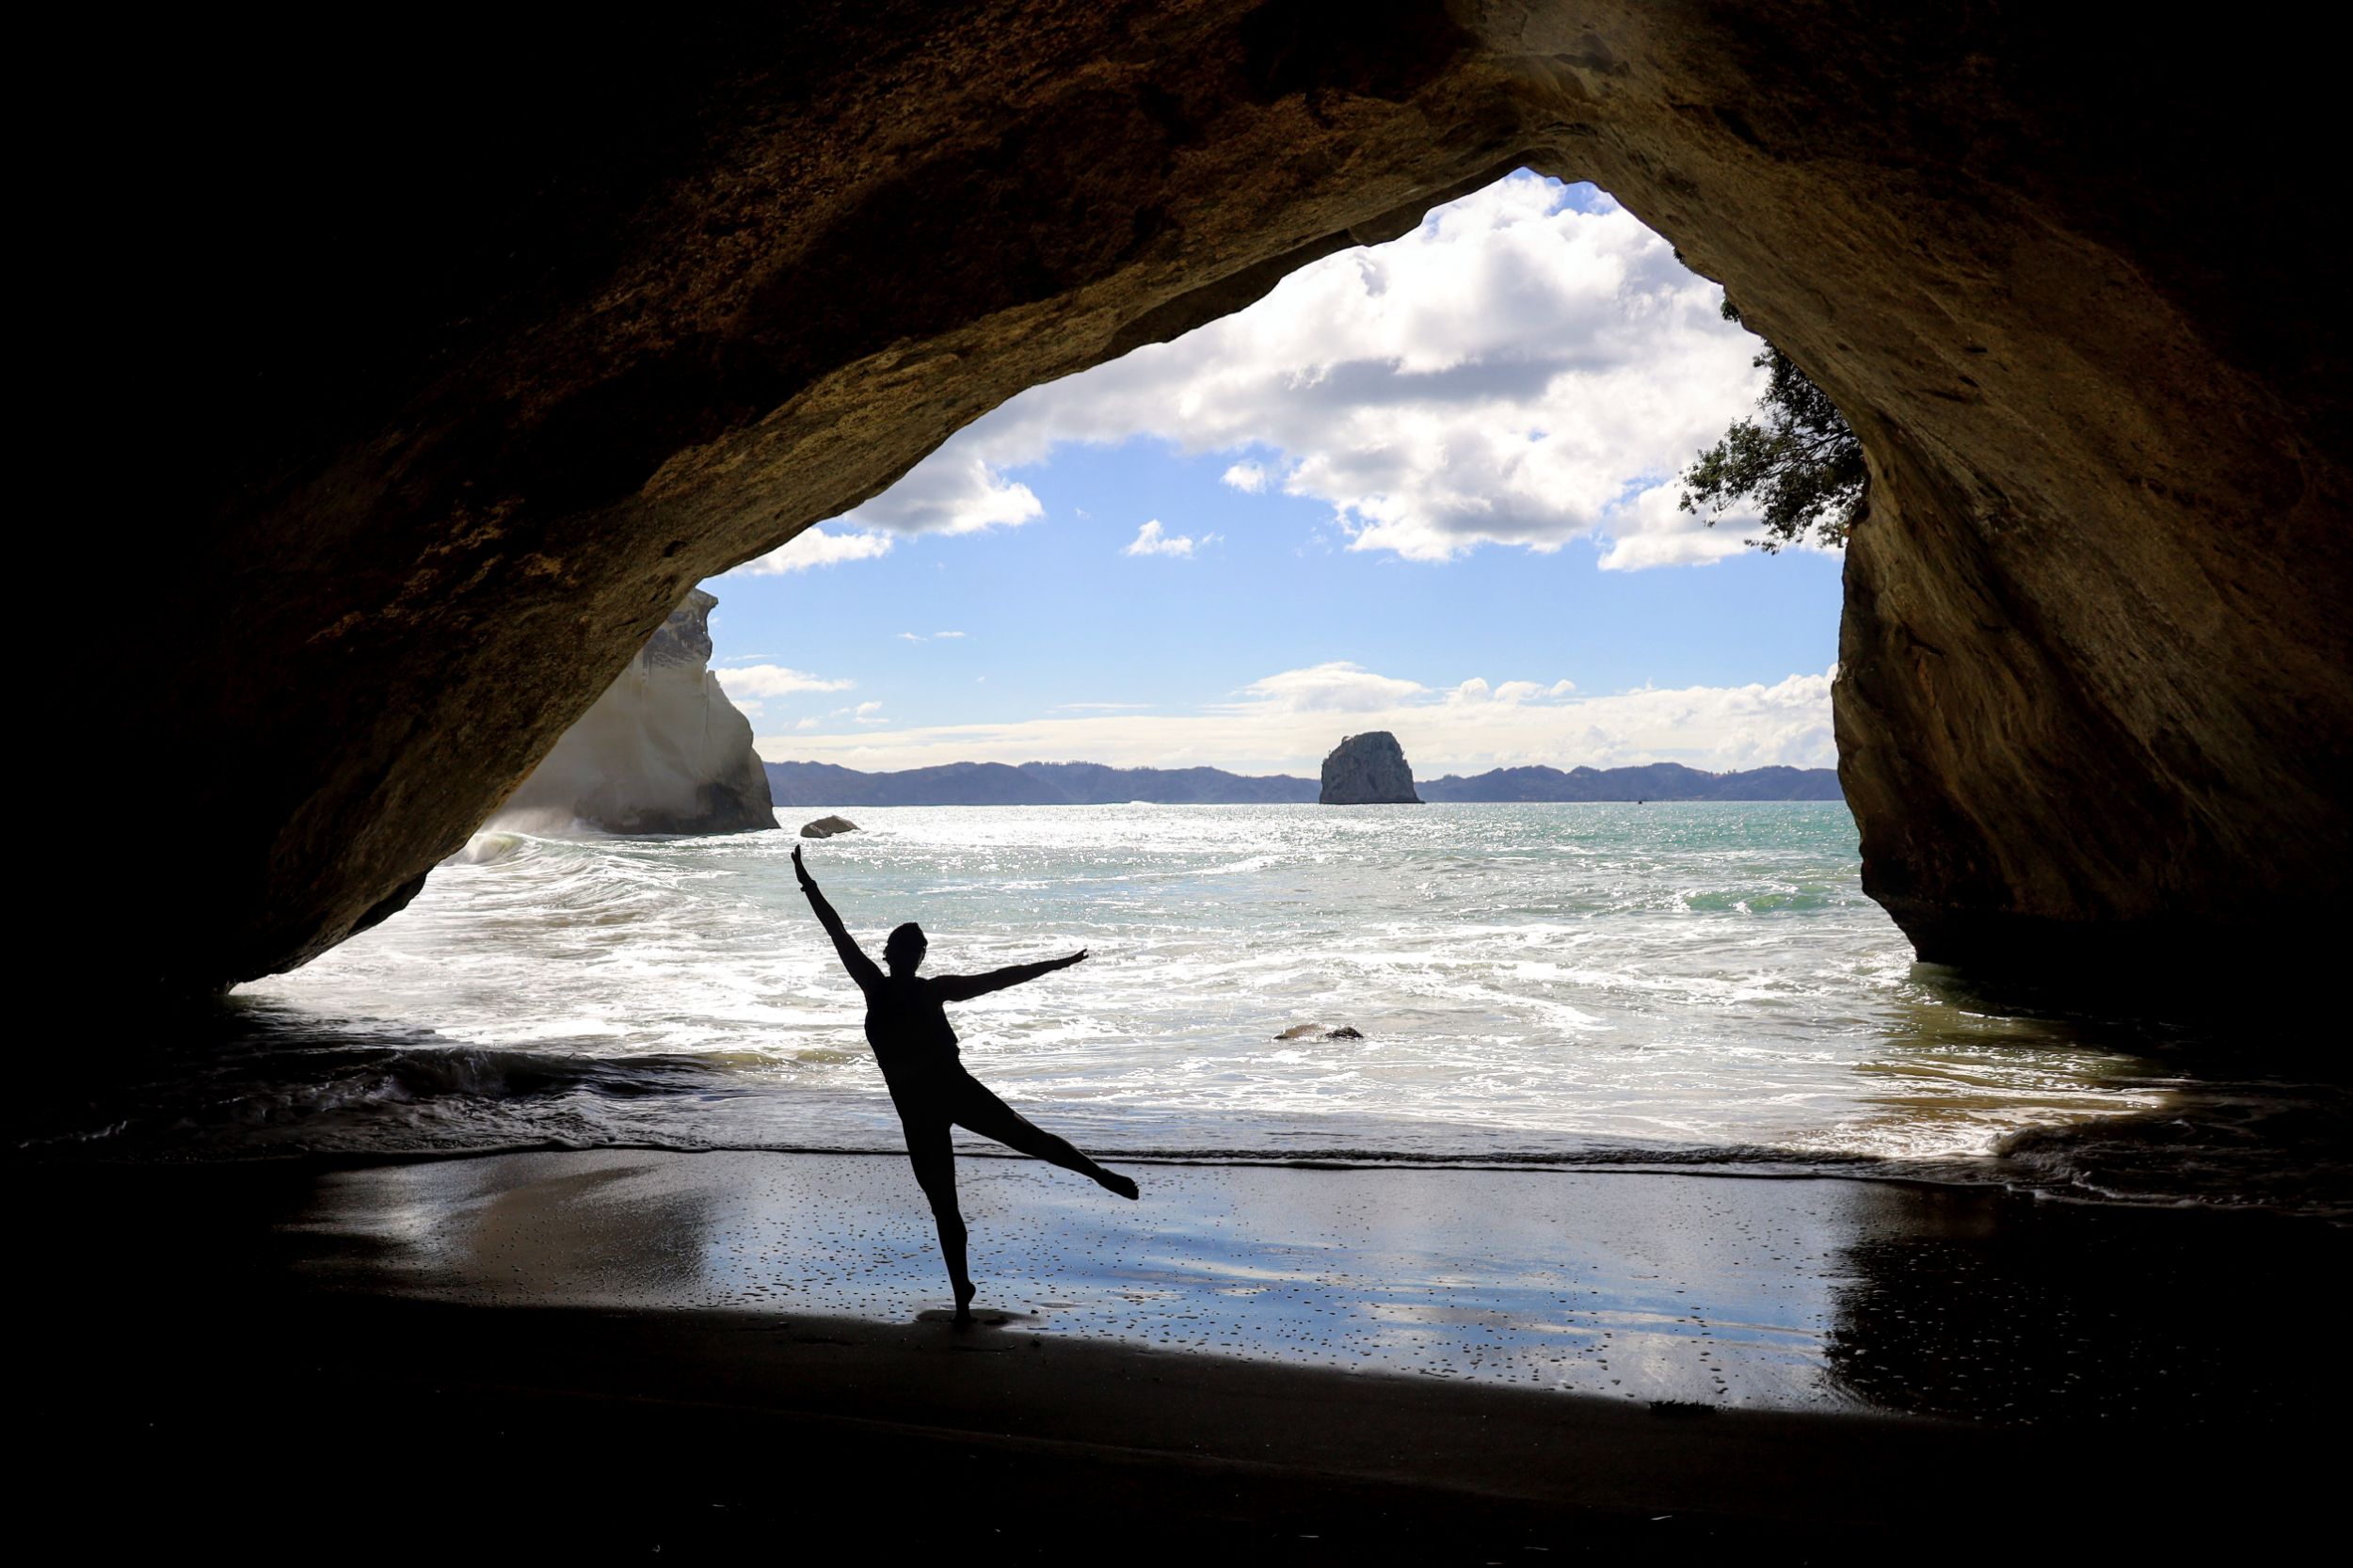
108, 3, 2345, 990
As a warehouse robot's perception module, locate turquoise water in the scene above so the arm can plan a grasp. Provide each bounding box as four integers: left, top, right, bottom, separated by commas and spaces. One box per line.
38, 803, 2340, 1210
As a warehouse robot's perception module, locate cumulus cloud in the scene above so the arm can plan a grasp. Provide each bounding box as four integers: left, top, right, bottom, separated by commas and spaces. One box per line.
760, 172, 1812, 569
728, 526, 894, 576
759, 662, 1835, 776
716, 664, 854, 698
901, 172, 1779, 567
1241, 662, 1430, 712
834, 452, 1042, 536
1123, 520, 1219, 557
1592, 479, 1763, 571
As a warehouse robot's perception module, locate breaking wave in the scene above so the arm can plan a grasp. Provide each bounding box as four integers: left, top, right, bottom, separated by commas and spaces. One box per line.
19, 804, 2345, 1218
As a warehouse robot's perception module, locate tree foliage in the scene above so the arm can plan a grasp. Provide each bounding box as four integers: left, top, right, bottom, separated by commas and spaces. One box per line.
1679, 300, 1865, 552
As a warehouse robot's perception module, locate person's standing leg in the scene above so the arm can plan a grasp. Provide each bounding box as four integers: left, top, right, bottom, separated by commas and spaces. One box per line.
951, 1075, 1140, 1200
902, 1114, 977, 1317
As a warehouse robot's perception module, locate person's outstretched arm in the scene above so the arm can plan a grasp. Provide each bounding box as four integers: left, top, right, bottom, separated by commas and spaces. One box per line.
932, 950, 1088, 1003
794, 846, 883, 992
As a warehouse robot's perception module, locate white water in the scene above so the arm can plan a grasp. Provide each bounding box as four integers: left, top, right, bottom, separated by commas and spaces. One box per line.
181, 802, 2233, 1171
39, 803, 2335, 1210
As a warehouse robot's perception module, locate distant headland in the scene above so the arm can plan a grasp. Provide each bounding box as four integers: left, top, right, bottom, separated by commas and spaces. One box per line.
763, 758, 1841, 807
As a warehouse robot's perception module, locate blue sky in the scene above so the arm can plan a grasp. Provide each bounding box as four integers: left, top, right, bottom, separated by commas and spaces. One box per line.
704, 174, 1844, 778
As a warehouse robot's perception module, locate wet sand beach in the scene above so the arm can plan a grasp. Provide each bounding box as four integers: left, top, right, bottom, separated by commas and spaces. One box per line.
20, 1152, 2344, 1560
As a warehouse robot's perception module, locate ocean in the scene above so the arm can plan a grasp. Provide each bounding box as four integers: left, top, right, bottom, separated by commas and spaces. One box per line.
35, 804, 2345, 1214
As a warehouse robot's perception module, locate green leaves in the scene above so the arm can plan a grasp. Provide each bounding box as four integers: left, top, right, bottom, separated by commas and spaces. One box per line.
1679, 302, 1865, 552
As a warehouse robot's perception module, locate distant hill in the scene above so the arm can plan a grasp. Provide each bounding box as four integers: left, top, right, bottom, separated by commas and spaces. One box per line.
1417, 762, 1841, 802
764, 759, 1841, 806
763, 760, 1318, 807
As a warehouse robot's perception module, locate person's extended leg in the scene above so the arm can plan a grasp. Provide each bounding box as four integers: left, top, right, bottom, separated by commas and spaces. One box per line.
951, 1076, 1140, 1200
901, 1114, 977, 1317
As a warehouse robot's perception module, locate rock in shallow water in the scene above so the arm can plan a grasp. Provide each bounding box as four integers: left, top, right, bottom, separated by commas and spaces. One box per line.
799, 815, 858, 839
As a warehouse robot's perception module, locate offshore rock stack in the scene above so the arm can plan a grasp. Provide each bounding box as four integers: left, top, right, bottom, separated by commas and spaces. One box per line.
1319, 732, 1422, 805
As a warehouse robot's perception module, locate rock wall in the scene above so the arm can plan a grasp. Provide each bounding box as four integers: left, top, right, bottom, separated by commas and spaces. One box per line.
493, 590, 774, 837
1321, 733, 1422, 805
96, 5, 2346, 989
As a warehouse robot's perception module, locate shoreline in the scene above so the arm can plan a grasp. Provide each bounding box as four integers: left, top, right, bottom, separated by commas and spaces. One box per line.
21, 1150, 2345, 1556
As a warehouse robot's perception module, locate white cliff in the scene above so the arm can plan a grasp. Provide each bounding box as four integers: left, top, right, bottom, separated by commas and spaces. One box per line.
493, 589, 775, 835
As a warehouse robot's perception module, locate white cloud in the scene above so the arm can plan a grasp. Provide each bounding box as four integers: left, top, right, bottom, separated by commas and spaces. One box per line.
1240, 662, 1428, 712
833, 452, 1041, 536
716, 664, 854, 698
759, 662, 1835, 777
854, 700, 887, 725
760, 172, 1820, 571
1123, 519, 1220, 558
727, 526, 894, 576
1592, 480, 1760, 571
794, 716, 819, 730
933, 631, 967, 639
880, 172, 1790, 568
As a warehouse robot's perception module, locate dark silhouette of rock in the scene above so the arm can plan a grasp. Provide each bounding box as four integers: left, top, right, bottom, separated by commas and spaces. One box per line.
1274, 1024, 1365, 1041
800, 815, 858, 839
97, 8, 2349, 992
1321, 733, 1421, 805
494, 590, 774, 836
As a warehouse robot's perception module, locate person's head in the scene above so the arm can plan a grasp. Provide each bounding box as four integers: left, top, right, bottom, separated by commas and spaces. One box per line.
884, 921, 928, 975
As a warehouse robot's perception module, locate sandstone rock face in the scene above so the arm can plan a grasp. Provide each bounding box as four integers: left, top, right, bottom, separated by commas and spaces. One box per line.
494, 590, 774, 837
104, 6, 2347, 989
1321, 733, 1422, 805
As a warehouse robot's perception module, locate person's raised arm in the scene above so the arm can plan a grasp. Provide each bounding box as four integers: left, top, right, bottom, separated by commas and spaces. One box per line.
794, 846, 882, 992
931, 949, 1088, 1003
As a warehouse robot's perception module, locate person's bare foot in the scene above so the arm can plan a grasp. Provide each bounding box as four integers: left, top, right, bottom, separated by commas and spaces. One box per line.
952, 1277, 978, 1321
1101, 1171, 1140, 1201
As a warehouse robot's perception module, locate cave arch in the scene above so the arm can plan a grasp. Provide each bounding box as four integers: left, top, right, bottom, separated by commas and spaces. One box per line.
113, 4, 2347, 991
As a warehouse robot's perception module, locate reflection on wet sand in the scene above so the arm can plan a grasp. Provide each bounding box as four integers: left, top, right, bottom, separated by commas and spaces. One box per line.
1824, 1183, 2336, 1425
291, 1149, 2346, 1425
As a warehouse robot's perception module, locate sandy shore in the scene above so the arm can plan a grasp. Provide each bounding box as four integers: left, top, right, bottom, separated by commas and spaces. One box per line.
19, 1152, 2344, 1559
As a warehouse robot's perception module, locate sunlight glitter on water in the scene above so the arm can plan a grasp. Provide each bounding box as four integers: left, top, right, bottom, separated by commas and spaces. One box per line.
218, 803, 2192, 1172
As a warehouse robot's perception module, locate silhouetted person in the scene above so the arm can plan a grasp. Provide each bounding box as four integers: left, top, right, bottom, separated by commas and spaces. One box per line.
794, 845, 1138, 1320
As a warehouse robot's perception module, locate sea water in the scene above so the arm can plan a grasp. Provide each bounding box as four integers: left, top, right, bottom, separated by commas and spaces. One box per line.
39, 804, 2346, 1213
